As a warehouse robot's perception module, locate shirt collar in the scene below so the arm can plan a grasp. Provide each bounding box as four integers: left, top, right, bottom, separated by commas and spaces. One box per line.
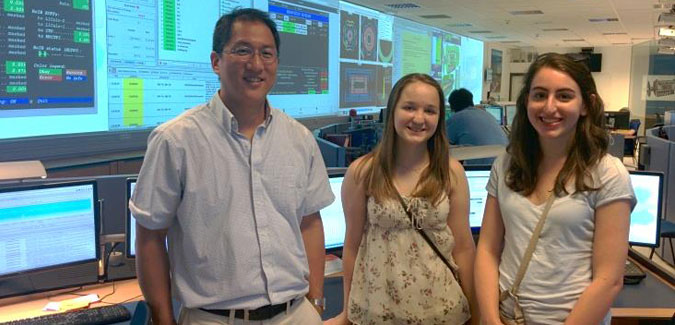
209, 93, 274, 134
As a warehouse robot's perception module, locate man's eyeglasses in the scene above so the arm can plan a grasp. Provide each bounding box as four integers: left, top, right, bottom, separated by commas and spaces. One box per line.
227, 45, 278, 63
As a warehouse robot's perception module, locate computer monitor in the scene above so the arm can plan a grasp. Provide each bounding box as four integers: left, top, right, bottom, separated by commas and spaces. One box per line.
0, 180, 100, 298
604, 111, 630, 130
322, 173, 346, 252
504, 104, 517, 126
485, 106, 504, 125
125, 178, 137, 258
628, 171, 663, 247
465, 165, 492, 232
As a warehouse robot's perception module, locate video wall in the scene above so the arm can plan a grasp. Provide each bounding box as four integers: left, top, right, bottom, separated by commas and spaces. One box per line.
0, 0, 483, 157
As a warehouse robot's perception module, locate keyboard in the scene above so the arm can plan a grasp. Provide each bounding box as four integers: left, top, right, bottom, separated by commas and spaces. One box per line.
1, 304, 131, 325
624, 260, 646, 284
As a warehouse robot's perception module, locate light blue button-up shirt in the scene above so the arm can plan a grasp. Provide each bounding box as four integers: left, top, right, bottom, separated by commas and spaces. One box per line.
130, 93, 334, 310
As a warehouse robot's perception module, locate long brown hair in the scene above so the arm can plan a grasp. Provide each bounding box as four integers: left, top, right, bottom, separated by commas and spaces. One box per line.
355, 73, 451, 205
507, 53, 608, 196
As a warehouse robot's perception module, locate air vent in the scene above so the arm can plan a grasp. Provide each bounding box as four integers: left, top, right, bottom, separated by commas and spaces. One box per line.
385, 3, 420, 9
469, 30, 492, 34
603, 32, 627, 35
542, 28, 568, 31
447, 23, 472, 27
510, 10, 544, 15
588, 18, 619, 22
563, 39, 585, 42
419, 14, 451, 19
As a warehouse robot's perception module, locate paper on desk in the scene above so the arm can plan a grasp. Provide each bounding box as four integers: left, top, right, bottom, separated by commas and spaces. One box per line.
43, 294, 100, 311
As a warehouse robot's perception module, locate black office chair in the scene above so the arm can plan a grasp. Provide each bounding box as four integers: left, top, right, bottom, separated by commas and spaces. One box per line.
624, 118, 641, 157
650, 219, 675, 266
130, 301, 150, 325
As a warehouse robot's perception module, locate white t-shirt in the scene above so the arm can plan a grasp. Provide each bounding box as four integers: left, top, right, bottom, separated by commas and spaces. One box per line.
487, 153, 636, 325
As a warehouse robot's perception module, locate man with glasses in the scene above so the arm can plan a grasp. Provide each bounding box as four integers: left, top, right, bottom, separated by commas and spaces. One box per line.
131, 8, 334, 325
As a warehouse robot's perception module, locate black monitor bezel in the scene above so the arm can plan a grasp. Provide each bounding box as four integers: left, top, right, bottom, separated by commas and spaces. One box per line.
604, 110, 630, 130
325, 169, 347, 254
0, 179, 101, 279
464, 164, 492, 233
627, 170, 663, 248
125, 177, 137, 258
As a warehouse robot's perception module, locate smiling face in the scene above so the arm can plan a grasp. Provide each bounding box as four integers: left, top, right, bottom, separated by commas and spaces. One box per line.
393, 81, 441, 146
526, 67, 587, 146
210, 19, 278, 110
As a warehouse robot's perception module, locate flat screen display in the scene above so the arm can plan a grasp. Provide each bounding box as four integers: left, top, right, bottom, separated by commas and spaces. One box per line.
465, 166, 491, 231
628, 171, 662, 247
126, 178, 137, 257
322, 175, 345, 250
0, 181, 99, 277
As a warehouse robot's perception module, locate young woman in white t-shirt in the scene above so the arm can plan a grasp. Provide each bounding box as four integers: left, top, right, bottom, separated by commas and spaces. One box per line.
475, 53, 636, 325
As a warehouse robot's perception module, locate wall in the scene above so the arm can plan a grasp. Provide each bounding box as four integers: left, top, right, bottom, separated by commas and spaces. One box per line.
482, 43, 512, 102
505, 46, 632, 114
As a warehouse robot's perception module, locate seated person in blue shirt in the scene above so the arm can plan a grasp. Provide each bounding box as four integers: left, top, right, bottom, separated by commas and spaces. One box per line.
130, 8, 334, 325
446, 88, 508, 165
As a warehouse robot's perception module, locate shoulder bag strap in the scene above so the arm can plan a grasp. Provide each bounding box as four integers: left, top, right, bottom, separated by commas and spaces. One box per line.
509, 193, 555, 295
395, 191, 457, 280
498, 193, 555, 325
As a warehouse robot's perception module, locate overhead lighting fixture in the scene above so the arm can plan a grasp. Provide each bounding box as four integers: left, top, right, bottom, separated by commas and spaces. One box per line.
447, 23, 472, 27
500, 40, 520, 43
563, 38, 586, 42
659, 26, 675, 37
487, 36, 507, 39
542, 28, 569, 31
469, 30, 492, 34
384, 3, 420, 9
602, 32, 628, 35
509, 10, 544, 15
419, 14, 450, 19
589, 18, 619, 22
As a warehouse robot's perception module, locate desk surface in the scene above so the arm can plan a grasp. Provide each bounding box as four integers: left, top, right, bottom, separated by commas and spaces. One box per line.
0, 279, 142, 323
1, 267, 673, 322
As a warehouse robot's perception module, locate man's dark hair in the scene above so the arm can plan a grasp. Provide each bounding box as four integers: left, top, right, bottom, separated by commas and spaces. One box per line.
212, 8, 280, 56
448, 88, 474, 112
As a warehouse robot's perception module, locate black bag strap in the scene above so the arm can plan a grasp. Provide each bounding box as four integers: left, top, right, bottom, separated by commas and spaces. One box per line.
395, 191, 458, 280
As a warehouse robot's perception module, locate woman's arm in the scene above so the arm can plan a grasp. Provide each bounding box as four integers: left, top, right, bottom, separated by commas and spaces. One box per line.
474, 195, 506, 325
564, 200, 631, 325
325, 158, 368, 325
447, 159, 479, 325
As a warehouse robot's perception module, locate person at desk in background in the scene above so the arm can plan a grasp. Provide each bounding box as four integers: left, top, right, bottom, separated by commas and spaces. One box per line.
327, 73, 478, 325
474, 53, 636, 325
130, 8, 334, 325
445, 88, 508, 166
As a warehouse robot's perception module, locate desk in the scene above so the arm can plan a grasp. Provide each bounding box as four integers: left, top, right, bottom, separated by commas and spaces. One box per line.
0, 279, 142, 323
1, 271, 672, 323
612, 129, 637, 138
324, 265, 675, 322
